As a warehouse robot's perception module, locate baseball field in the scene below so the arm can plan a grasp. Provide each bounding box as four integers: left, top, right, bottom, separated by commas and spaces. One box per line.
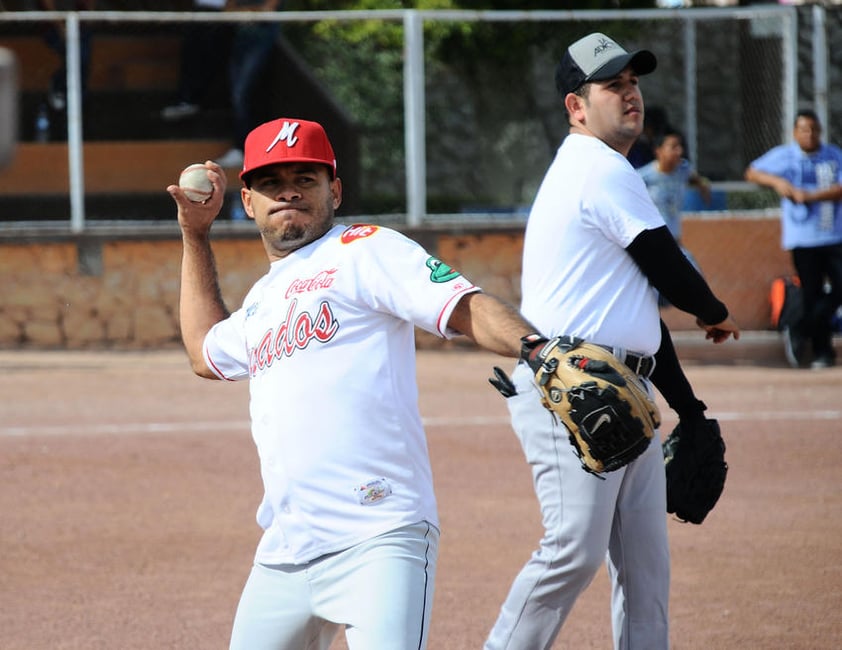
2, 341, 841, 649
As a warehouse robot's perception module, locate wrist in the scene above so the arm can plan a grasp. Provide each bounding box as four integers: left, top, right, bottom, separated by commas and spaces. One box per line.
677, 399, 707, 423
519, 333, 550, 366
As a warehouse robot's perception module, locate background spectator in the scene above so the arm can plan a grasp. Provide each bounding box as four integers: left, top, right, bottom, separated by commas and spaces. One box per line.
745, 109, 842, 369
161, 0, 282, 169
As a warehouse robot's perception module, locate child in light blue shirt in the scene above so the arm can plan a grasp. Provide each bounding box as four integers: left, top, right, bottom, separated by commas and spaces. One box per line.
638, 128, 711, 244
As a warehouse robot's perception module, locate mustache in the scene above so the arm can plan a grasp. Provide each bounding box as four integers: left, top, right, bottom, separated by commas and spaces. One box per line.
268, 203, 308, 216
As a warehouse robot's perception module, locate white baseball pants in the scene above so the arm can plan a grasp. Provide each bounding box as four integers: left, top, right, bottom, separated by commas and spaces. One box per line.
485, 363, 670, 650
229, 520, 439, 650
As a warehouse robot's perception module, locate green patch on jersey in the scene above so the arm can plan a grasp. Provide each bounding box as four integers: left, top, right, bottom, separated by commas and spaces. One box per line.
426, 257, 461, 283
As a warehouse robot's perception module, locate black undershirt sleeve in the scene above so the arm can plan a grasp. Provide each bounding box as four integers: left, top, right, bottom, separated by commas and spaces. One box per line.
626, 226, 725, 420
651, 319, 707, 421
626, 226, 728, 326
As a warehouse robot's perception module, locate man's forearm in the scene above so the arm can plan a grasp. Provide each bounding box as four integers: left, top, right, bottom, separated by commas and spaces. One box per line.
179, 234, 229, 375
804, 184, 842, 203
448, 292, 537, 357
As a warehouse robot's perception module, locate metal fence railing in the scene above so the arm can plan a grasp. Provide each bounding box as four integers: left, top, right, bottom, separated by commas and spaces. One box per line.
1, 6, 837, 232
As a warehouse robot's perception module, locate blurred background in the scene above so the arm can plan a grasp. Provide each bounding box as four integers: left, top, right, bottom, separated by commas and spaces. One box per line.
0, 1, 840, 349
1, 1, 840, 225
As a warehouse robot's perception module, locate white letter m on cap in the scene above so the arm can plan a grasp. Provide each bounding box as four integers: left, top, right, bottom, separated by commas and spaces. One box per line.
266, 121, 299, 153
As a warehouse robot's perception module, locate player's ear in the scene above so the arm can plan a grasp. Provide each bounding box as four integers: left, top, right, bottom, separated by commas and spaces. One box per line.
240, 187, 256, 220
564, 92, 585, 121
330, 177, 343, 210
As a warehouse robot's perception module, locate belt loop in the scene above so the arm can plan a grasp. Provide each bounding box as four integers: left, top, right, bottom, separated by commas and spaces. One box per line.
645, 354, 656, 378
633, 354, 655, 378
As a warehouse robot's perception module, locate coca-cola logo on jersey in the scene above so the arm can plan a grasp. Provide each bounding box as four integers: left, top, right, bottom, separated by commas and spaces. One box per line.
285, 269, 337, 299
249, 298, 339, 375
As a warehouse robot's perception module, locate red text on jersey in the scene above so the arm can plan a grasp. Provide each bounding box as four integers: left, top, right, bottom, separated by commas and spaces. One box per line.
249, 298, 339, 376
285, 269, 337, 299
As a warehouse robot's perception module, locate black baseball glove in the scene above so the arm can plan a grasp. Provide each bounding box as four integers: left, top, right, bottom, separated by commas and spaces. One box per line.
662, 417, 728, 524
490, 335, 660, 476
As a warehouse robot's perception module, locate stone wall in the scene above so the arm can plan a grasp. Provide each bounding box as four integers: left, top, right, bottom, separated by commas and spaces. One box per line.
0, 235, 267, 349
0, 213, 792, 350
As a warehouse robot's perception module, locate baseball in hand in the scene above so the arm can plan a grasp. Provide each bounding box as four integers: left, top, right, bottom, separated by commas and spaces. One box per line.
178, 164, 214, 203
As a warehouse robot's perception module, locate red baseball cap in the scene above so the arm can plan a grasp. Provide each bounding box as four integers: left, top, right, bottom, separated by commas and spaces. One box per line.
239, 118, 337, 181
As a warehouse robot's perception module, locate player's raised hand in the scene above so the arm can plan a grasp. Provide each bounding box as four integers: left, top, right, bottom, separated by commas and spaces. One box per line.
696, 314, 740, 343
167, 161, 228, 234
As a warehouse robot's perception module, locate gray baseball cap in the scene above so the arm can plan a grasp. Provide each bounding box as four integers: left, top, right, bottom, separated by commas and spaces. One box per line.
555, 32, 657, 96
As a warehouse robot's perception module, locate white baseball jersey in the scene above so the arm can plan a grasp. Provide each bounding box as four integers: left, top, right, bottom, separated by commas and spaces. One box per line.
520, 133, 666, 355
203, 223, 479, 565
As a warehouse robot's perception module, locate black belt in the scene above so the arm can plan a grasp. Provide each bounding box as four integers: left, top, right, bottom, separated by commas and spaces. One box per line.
599, 345, 656, 378
623, 352, 655, 378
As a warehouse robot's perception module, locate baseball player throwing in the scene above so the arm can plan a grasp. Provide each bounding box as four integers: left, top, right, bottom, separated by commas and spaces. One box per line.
484, 33, 739, 649
169, 117, 542, 650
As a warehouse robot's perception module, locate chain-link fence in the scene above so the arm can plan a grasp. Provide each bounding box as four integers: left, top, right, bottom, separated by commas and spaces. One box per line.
0, 6, 839, 229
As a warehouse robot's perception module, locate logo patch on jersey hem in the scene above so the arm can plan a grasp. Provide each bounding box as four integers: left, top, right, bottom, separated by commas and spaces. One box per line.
426, 257, 461, 283
355, 478, 392, 505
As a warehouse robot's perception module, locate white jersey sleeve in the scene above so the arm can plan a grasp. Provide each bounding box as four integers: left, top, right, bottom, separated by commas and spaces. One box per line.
340, 224, 478, 338
202, 289, 255, 381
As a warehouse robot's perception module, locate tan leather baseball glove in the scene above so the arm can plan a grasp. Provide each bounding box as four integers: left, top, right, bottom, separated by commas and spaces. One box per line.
491, 335, 661, 475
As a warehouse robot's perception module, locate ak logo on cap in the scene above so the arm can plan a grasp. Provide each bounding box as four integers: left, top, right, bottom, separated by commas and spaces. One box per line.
592, 36, 616, 57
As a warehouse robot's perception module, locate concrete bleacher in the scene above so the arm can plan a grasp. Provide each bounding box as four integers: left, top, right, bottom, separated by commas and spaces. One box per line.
0, 25, 232, 218
0, 20, 360, 220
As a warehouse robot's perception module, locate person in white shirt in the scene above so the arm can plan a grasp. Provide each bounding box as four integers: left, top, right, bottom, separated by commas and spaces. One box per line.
168, 116, 544, 650
484, 33, 739, 650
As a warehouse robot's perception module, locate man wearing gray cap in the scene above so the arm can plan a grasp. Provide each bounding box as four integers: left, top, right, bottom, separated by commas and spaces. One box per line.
484, 33, 739, 649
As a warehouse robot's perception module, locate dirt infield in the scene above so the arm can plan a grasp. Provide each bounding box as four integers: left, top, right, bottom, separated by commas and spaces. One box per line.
2, 346, 841, 649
